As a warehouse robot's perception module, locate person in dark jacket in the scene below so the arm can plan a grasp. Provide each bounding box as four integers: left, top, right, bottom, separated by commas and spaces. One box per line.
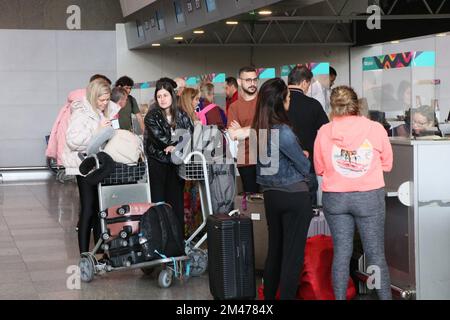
287, 66, 329, 205
253, 78, 313, 300
144, 78, 193, 236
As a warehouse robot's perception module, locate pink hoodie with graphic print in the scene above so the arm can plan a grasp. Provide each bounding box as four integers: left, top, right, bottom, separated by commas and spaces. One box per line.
314, 116, 393, 192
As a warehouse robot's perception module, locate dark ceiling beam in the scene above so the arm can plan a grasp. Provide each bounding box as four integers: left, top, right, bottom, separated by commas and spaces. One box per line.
422, 0, 433, 14
260, 14, 450, 21
155, 42, 353, 48
386, 0, 398, 15
290, 21, 306, 43
243, 24, 257, 44
436, 0, 447, 14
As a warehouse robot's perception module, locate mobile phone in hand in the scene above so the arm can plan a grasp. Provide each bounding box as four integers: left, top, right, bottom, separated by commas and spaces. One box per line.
111, 119, 120, 129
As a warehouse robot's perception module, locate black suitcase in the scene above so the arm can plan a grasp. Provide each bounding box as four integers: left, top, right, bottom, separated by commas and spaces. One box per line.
107, 234, 146, 267
207, 212, 256, 300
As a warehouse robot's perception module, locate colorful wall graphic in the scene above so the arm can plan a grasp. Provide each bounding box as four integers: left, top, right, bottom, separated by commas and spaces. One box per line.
280, 62, 330, 77
185, 72, 226, 86
257, 67, 276, 79
133, 81, 157, 89
363, 51, 436, 71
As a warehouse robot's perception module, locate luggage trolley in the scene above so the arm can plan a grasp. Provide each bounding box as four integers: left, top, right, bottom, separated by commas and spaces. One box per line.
78, 151, 207, 288
45, 135, 73, 183
177, 151, 214, 274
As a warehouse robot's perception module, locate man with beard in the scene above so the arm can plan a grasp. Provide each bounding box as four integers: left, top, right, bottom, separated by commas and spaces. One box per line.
227, 66, 259, 193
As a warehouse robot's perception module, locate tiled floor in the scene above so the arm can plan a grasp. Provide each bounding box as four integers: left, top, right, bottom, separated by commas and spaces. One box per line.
0, 179, 216, 300
0, 179, 375, 300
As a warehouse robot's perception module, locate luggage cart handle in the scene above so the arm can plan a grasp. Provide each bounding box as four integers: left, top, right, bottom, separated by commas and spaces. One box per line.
228, 209, 240, 217
182, 151, 207, 164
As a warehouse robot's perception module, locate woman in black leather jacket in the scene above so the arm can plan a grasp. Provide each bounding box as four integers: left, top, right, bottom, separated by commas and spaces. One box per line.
144, 78, 193, 237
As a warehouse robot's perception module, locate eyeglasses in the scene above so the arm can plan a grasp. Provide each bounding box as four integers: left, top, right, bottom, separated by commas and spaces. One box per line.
240, 78, 259, 85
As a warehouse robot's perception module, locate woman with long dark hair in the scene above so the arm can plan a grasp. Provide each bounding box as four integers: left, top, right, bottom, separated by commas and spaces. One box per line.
144, 78, 193, 236
253, 78, 313, 300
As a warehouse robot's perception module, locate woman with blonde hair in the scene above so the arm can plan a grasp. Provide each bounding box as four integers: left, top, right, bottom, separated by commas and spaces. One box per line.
180, 87, 201, 124
314, 85, 393, 300
62, 79, 113, 254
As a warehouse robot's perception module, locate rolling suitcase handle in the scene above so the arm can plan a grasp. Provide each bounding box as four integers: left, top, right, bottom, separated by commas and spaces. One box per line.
228, 209, 240, 217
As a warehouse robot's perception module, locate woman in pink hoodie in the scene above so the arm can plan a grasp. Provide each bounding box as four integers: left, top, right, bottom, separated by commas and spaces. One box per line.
314, 86, 393, 300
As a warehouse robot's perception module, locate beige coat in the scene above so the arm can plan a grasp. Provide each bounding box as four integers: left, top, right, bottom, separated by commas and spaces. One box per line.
62, 98, 102, 175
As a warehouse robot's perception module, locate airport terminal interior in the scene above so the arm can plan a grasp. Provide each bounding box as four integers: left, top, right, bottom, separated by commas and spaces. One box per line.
1, 0, 450, 300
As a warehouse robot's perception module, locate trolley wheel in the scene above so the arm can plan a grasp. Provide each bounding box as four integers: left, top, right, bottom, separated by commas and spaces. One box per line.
158, 269, 173, 288
120, 231, 128, 239
141, 267, 155, 276
188, 248, 208, 277
56, 169, 68, 183
99, 211, 108, 219
46, 157, 58, 175
79, 256, 95, 283
102, 233, 110, 241
117, 206, 128, 215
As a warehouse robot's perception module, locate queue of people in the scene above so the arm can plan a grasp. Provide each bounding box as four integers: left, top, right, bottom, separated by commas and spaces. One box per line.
50, 65, 395, 300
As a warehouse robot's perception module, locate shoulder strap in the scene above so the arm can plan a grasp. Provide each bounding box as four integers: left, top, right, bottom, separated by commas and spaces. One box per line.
196, 104, 218, 125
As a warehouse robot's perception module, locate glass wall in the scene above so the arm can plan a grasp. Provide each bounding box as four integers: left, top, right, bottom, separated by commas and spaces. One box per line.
362, 51, 442, 139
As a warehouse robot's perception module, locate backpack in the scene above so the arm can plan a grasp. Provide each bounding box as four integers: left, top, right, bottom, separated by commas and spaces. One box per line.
139, 203, 184, 260
209, 163, 236, 214
196, 103, 218, 125
196, 103, 227, 127
193, 125, 236, 214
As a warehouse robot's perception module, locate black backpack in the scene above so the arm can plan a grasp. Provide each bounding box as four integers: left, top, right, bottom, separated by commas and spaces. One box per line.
139, 203, 184, 260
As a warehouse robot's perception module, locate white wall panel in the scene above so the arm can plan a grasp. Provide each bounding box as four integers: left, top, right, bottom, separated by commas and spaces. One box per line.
0, 30, 57, 71
0, 30, 116, 168
56, 31, 116, 71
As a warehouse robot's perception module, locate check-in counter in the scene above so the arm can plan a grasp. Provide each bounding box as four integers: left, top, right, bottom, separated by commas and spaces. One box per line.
384, 138, 450, 299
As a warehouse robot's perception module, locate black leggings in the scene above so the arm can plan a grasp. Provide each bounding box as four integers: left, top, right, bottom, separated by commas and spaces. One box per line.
263, 190, 313, 300
76, 175, 101, 254
148, 157, 185, 237
237, 165, 259, 193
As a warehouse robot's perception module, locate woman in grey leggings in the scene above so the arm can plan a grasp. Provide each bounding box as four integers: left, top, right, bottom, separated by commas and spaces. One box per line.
314, 86, 393, 300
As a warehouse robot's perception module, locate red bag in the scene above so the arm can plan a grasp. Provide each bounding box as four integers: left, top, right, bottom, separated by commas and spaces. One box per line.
298, 235, 356, 300
257, 235, 356, 300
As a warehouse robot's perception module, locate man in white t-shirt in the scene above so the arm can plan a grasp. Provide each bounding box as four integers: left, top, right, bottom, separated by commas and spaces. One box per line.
306, 66, 337, 115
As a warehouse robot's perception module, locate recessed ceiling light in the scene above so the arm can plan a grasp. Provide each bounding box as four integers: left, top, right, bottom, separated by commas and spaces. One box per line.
390, 40, 400, 44
436, 33, 447, 37
226, 21, 239, 25
151, 43, 161, 47
174, 36, 184, 40
258, 10, 272, 15
193, 30, 204, 34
